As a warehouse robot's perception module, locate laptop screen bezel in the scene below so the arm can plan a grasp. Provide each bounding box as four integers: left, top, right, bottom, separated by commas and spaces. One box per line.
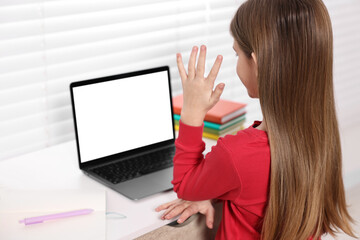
69, 66, 175, 170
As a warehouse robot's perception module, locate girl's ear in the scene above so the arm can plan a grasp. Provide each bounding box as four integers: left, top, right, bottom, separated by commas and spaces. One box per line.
251, 52, 258, 77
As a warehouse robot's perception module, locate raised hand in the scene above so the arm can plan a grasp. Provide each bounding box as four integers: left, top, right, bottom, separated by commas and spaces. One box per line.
177, 45, 225, 126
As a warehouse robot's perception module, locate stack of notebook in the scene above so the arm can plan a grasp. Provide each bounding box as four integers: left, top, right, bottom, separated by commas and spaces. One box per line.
172, 94, 247, 140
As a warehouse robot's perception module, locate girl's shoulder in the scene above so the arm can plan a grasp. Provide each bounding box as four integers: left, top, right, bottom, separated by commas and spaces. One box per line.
218, 121, 269, 154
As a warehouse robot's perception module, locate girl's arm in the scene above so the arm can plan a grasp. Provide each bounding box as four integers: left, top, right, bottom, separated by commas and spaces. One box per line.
171, 120, 241, 200
170, 46, 241, 201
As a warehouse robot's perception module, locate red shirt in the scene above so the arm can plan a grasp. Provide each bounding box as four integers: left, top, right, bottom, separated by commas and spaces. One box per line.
171, 120, 271, 240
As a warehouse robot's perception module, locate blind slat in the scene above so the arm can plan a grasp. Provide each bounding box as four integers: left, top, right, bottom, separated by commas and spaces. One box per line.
0, 3, 41, 24
0, 98, 46, 121
0, 68, 45, 89
0, 82, 45, 107
0, 36, 43, 58
0, 20, 43, 40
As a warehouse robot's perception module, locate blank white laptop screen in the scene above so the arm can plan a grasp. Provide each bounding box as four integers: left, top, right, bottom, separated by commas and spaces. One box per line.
72, 70, 174, 163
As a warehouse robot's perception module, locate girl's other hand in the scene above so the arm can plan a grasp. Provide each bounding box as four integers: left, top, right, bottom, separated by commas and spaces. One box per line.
155, 198, 215, 229
177, 45, 225, 126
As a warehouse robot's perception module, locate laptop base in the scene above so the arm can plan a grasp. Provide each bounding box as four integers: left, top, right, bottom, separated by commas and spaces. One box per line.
84, 167, 174, 200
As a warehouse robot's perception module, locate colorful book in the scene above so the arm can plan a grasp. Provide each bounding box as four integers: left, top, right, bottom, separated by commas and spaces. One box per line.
174, 119, 245, 135
203, 126, 245, 140
174, 124, 244, 140
174, 114, 246, 130
204, 120, 245, 135
172, 94, 247, 124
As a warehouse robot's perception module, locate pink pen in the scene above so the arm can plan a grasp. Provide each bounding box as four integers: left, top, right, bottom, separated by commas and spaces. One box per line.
19, 208, 94, 225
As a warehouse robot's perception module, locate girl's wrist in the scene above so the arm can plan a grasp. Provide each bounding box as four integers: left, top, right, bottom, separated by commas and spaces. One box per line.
180, 110, 205, 127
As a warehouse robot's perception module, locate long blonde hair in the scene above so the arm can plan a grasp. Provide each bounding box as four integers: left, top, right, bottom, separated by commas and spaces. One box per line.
230, 0, 356, 239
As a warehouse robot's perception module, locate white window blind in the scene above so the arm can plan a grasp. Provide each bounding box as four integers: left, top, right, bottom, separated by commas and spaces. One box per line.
0, 0, 359, 161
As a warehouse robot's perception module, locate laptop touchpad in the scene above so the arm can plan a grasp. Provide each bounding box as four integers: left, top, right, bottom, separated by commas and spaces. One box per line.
114, 168, 173, 200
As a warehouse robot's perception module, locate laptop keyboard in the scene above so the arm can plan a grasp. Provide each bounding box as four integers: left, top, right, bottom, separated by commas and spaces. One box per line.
90, 147, 175, 184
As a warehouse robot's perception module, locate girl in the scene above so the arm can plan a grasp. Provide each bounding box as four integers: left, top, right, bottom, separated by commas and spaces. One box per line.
156, 0, 356, 239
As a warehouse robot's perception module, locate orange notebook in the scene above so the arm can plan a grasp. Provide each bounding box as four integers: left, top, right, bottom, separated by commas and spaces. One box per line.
172, 94, 247, 124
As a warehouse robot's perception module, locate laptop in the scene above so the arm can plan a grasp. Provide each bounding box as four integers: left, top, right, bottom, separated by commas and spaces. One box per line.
70, 66, 176, 200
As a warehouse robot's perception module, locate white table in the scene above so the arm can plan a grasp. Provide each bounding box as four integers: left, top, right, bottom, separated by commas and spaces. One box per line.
0, 137, 216, 240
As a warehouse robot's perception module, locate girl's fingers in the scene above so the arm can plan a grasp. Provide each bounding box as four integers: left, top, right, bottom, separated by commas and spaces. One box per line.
177, 205, 198, 224
188, 46, 198, 80
204, 207, 215, 229
210, 83, 225, 106
155, 199, 181, 212
207, 55, 223, 83
196, 45, 207, 77
176, 53, 187, 82
161, 203, 180, 219
163, 203, 190, 219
